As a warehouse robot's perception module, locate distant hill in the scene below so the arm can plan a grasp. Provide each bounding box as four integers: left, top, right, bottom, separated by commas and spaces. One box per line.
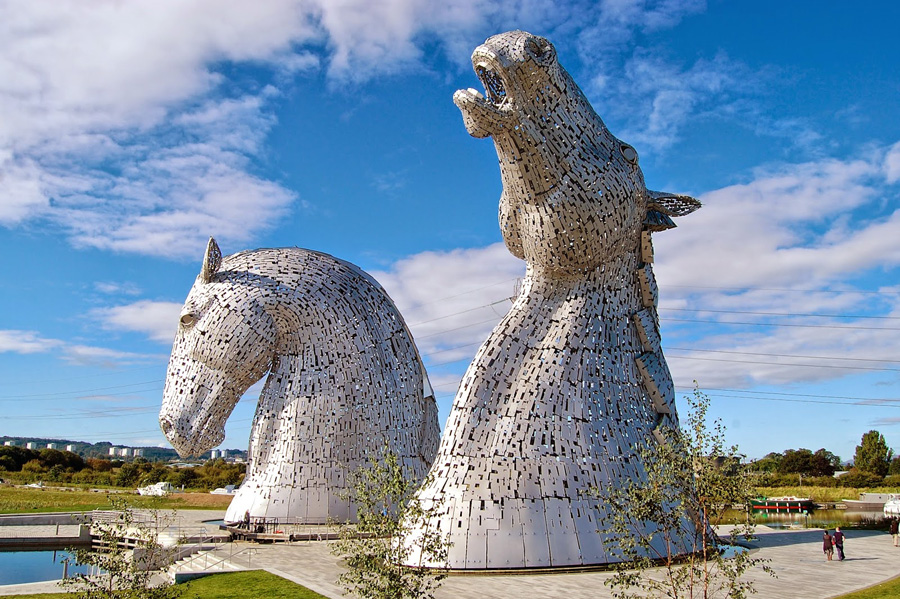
0, 436, 246, 462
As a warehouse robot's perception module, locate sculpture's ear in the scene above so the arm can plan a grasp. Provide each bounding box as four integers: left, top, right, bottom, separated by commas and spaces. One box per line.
200, 237, 222, 283
644, 190, 701, 232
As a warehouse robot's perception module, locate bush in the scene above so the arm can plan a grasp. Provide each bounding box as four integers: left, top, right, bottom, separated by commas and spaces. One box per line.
883, 474, 900, 486
838, 469, 884, 488
87, 458, 114, 472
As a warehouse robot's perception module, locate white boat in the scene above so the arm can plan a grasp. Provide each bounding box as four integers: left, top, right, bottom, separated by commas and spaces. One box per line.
884, 498, 900, 516
137, 481, 175, 496
210, 484, 237, 495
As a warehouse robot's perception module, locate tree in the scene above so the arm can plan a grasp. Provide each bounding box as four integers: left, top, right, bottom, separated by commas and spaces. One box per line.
331, 450, 450, 599
114, 463, 142, 488
889, 456, 900, 476
747, 452, 782, 473
854, 430, 893, 477
597, 387, 774, 599
62, 497, 182, 599
810, 449, 840, 477
778, 449, 814, 474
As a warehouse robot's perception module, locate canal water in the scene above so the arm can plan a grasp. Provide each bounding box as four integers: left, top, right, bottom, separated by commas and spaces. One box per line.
724, 509, 887, 530
0, 549, 91, 586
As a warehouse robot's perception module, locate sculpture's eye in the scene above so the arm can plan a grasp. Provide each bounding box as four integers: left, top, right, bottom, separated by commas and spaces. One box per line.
525, 37, 552, 62
180, 313, 196, 328
621, 144, 639, 165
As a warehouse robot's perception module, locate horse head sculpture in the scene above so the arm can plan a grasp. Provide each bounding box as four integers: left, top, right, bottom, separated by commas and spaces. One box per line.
161, 238, 440, 523
405, 31, 702, 569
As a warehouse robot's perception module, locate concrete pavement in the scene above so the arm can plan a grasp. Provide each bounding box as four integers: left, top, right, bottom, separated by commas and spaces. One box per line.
233, 526, 900, 599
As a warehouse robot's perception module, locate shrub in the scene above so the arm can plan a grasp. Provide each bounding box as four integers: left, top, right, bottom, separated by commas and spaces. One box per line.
838, 469, 883, 488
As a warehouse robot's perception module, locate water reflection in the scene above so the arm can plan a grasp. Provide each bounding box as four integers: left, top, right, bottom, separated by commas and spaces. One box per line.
0, 549, 89, 585
722, 509, 887, 530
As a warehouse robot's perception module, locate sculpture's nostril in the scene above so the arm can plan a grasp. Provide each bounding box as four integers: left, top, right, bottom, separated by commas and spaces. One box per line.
160, 417, 174, 436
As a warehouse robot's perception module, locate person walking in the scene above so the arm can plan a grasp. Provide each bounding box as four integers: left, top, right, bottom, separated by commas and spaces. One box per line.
823, 530, 834, 561
833, 526, 845, 561
891, 518, 899, 547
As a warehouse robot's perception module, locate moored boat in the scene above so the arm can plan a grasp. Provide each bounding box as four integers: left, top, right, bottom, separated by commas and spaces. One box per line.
751, 496, 815, 511
844, 493, 900, 511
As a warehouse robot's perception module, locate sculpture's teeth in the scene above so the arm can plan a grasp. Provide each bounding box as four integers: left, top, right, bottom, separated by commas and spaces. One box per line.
467, 87, 485, 100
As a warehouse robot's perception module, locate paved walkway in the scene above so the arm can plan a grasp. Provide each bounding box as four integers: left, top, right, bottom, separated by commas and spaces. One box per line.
3, 514, 900, 598
234, 526, 900, 599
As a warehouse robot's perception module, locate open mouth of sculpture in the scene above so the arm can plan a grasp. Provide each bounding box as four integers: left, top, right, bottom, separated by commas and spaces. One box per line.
475, 63, 507, 105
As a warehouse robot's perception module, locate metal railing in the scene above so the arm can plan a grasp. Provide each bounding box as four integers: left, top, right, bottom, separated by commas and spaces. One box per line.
170, 543, 259, 574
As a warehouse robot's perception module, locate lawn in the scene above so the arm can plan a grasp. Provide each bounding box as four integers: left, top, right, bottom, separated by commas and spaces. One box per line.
0, 487, 232, 514
0, 570, 328, 599
831, 575, 900, 599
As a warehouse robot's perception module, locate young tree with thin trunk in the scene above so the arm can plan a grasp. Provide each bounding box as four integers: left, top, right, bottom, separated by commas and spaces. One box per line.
597, 387, 774, 599
331, 451, 450, 599
62, 497, 182, 599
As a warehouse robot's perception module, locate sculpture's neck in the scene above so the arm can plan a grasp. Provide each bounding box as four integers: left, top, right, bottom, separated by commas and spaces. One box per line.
519, 249, 643, 316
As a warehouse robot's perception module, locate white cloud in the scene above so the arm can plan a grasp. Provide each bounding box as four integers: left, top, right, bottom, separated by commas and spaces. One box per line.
94, 281, 142, 296
652, 147, 900, 389
0, 328, 159, 367
0, 330, 63, 354
1, 2, 315, 257
885, 141, 900, 184
587, 50, 765, 152
371, 243, 525, 361
93, 300, 183, 344
61, 345, 159, 368
656, 154, 897, 289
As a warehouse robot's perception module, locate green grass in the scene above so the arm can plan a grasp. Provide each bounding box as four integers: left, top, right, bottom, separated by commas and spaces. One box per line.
181, 571, 328, 598
0, 487, 232, 514
0, 571, 327, 599
831, 575, 900, 599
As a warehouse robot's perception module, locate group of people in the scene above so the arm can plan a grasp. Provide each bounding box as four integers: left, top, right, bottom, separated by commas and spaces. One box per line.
822, 527, 846, 561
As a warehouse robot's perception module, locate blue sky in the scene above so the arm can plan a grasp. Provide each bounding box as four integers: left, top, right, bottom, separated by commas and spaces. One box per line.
2, 0, 899, 462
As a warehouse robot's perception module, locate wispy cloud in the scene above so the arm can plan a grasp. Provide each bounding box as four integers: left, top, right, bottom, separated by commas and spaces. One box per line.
0, 328, 159, 367
92, 300, 183, 344
371, 243, 524, 362
654, 145, 900, 388
0, 330, 64, 354
94, 281, 142, 296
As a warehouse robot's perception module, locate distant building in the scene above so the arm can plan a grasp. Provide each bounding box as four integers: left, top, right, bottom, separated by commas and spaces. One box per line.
119, 448, 131, 457
25, 442, 37, 450
109, 447, 120, 456
46, 443, 58, 450
66, 445, 76, 452
3, 441, 13, 446
132, 448, 144, 457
